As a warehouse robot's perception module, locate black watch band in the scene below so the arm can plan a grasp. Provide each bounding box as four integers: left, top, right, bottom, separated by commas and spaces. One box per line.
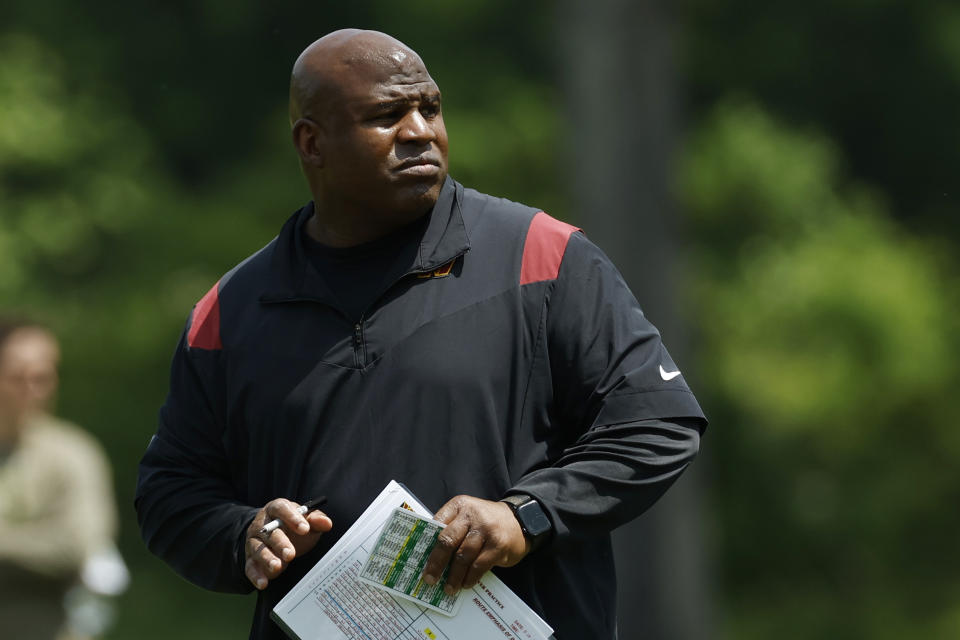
500, 494, 552, 550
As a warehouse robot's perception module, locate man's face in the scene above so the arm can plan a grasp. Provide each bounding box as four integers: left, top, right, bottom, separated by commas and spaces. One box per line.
0, 329, 59, 433
320, 49, 449, 222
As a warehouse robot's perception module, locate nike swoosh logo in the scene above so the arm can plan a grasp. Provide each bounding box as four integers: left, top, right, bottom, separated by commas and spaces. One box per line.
659, 365, 682, 381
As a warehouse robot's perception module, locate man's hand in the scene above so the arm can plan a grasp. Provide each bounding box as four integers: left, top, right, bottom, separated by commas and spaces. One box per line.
244, 498, 333, 590
421, 495, 529, 595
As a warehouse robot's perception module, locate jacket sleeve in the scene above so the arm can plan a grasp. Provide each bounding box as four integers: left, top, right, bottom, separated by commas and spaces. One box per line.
510, 231, 707, 545
135, 309, 258, 594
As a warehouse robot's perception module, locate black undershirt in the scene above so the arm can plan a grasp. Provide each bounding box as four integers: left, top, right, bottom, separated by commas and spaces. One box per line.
301, 213, 429, 322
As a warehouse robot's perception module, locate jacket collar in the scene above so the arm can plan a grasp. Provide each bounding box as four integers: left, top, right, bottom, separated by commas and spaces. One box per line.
259, 176, 469, 305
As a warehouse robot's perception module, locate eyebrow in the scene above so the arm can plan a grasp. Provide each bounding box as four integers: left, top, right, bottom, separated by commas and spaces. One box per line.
368, 99, 411, 113
366, 92, 441, 112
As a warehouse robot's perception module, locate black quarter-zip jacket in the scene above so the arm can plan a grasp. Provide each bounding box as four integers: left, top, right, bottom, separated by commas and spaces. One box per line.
136, 177, 707, 639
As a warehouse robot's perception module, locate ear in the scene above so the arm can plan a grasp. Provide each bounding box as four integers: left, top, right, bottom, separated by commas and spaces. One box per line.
292, 118, 325, 167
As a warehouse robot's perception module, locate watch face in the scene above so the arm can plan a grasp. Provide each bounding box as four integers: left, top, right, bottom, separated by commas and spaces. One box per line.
516, 500, 552, 537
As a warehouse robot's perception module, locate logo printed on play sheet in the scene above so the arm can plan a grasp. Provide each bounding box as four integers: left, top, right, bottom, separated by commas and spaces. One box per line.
659, 365, 682, 381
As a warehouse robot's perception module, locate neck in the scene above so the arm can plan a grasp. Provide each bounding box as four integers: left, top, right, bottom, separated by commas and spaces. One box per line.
305, 202, 428, 248
0, 415, 25, 448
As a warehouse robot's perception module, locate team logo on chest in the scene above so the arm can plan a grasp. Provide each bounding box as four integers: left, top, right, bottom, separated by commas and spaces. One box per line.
417, 259, 456, 279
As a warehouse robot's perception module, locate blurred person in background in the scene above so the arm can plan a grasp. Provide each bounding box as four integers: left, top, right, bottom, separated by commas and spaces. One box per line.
0, 319, 129, 640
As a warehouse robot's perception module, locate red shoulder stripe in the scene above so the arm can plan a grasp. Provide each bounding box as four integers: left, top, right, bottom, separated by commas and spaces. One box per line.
187, 281, 222, 350
519, 212, 580, 285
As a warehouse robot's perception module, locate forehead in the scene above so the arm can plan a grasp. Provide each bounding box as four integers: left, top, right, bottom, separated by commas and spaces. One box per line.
336, 49, 440, 103
0, 330, 58, 372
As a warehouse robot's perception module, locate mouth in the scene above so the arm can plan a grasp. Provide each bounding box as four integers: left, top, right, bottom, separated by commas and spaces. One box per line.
394, 156, 442, 177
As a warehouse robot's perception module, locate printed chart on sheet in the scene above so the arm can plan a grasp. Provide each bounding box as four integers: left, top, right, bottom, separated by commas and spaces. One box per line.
272, 481, 554, 640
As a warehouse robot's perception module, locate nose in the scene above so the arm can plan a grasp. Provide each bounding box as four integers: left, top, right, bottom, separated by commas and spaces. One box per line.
24, 371, 57, 406
397, 110, 435, 145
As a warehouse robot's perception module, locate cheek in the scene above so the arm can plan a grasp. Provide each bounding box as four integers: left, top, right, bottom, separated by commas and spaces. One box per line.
357, 128, 396, 156
331, 131, 393, 173
0, 383, 26, 411
434, 121, 449, 156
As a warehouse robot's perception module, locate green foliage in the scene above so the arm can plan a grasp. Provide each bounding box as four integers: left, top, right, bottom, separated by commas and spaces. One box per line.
3, 1, 958, 637
685, 0, 960, 234
446, 79, 564, 215
680, 100, 960, 639
0, 34, 151, 299
0, 35, 258, 638
929, 4, 960, 80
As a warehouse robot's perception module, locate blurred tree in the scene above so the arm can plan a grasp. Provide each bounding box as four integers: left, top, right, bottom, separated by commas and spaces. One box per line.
0, 33, 152, 304
0, 0, 563, 209
556, 1, 711, 638
679, 100, 960, 639
684, 0, 960, 238
0, 33, 260, 639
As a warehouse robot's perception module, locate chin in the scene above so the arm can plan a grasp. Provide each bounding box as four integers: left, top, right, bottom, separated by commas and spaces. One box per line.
393, 178, 444, 213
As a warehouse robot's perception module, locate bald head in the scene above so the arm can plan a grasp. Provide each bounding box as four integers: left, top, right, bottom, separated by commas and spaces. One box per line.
288, 30, 449, 246
289, 29, 427, 124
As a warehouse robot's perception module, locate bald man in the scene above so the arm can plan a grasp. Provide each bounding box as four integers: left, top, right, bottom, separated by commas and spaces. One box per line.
137, 30, 706, 639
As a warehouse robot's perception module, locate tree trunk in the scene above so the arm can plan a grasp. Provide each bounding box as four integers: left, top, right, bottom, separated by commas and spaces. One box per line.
555, 1, 712, 638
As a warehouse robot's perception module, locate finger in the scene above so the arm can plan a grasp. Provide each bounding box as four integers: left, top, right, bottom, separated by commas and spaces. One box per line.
269, 527, 298, 563
462, 545, 502, 589
255, 526, 297, 563
443, 529, 484, 594
286, 512, 332, 557
265, 499, 311, 535
245, 556, 269, 590
246, 533, 278, 565
245, 534, 286, 582
422, 516, 470, 586
432, 495, 464, 525
246, 531, 287, 577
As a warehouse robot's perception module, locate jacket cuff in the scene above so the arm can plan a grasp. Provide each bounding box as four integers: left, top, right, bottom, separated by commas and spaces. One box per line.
233, 507, 260, 593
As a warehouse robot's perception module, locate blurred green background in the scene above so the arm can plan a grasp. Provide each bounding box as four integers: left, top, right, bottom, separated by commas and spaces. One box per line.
1, 1, 958, 638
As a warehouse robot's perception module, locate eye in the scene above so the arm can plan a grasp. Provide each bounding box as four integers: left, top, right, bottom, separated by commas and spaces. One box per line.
372, 109, 402, 123
420, 101, 441, 118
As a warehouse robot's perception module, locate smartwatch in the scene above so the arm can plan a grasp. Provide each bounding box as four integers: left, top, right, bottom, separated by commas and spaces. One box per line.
500, 494, 552, 550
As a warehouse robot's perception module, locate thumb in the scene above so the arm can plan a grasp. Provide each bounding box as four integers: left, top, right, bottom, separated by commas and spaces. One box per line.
306, 510, 333, 532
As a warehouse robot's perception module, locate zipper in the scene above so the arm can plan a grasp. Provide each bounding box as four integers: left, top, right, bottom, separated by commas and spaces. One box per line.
349, 251, 467, 369
263, 250, 468, 369
352, 322, 364, 368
